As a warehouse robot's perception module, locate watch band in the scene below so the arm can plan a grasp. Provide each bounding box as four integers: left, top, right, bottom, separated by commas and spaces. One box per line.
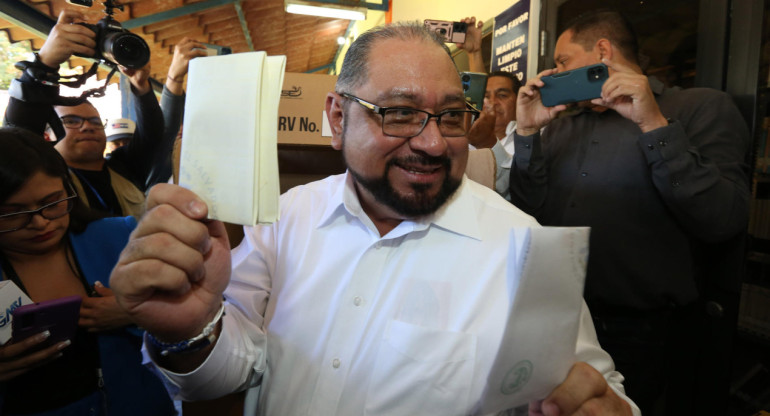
146, 302, 226, 356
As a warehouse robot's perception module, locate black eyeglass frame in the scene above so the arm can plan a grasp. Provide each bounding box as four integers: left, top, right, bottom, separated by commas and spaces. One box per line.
339, 92, 480, 138
59, 115, 106, 130
0, 187, 79, 233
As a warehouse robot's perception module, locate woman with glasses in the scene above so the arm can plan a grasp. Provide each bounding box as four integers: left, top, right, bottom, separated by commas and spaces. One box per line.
0, 128, 175, 415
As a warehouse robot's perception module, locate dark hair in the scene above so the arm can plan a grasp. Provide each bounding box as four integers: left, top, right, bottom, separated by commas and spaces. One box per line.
489, 71, 523, 94
336, 21, 449, 93
564, 9, 639, 65
0, 127, 102, 233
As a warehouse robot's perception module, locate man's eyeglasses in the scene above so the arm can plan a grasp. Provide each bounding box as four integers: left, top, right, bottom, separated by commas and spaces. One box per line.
0, 191, 78, 233
60, 116, 106, 130
340, 93, 479, 138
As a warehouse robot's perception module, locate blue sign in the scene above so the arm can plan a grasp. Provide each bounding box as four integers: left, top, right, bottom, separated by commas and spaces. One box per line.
491, 0, 531, 82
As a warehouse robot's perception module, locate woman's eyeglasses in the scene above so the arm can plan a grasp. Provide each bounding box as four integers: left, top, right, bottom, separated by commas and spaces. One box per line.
0, 192, 78, 233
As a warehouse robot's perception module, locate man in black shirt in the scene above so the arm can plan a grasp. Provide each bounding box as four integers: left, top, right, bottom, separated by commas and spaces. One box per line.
510, 10, 750, 415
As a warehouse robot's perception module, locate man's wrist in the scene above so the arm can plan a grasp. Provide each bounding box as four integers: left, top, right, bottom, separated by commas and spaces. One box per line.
638, 114, 670, 133
146, 302, 226, 356
516, 127, 539, 136
130, 80, 152, 96
167, 74, 184, 84
36, 52, 62, 70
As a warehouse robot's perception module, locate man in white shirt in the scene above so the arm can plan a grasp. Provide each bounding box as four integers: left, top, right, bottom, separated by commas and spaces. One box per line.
476, 71, 522, 201
110, 22, 637, 415
457, 17, 522, 201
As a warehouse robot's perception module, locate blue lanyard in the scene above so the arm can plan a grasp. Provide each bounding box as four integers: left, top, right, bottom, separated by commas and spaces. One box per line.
71, 169, 115, 215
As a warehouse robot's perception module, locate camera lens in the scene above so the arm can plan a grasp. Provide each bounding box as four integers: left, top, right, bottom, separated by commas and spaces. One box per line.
102, 32, 150, 69
462, 74, 470, 82
438, 28, 447, 35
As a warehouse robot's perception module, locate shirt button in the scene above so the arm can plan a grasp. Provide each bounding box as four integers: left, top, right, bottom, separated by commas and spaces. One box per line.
332, 358, 341, 368
353, 296, 363, 306
672, 180, 680, 188
580, 172, 588, 177
524, 143, 531, 149
658, 140, 667, 147
591, 140, 599, 144
647, 144, 654, 150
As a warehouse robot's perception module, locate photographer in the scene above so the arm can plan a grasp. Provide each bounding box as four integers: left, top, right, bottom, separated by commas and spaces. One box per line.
3, 9, 169, 218
457, 16, 521, 201
511, 10, 750, 414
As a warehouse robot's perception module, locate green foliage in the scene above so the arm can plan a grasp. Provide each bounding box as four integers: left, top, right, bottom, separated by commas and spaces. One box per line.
0, 32, 34, 90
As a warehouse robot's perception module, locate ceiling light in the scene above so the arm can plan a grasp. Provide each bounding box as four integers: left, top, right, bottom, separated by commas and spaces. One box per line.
285, 1, 367, 21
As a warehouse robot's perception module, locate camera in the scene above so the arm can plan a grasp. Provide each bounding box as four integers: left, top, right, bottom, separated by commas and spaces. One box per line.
424, 19, 467, 44
69, 0, 150, 69
587, 65, 606, 81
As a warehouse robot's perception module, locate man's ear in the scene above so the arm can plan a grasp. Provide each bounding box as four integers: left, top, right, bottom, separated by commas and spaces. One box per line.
326, 92, 345, 150
595, 38, 613, 61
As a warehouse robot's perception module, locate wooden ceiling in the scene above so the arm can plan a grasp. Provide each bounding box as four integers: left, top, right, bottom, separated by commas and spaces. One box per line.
0, 0, 379, 84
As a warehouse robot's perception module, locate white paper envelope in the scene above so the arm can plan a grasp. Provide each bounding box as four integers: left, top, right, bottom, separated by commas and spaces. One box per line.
180, 52, 286, 226
477, 226, 590, 413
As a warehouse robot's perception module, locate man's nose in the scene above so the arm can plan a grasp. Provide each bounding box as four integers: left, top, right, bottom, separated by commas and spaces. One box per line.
409, 118, 448, 157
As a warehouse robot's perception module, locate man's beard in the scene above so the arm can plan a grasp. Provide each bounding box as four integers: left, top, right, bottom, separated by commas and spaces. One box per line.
344, 148, 461, 218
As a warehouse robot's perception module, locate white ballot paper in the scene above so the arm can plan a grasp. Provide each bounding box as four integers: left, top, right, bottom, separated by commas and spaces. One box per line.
179, 51, 286, 225
476, 226, 590, 414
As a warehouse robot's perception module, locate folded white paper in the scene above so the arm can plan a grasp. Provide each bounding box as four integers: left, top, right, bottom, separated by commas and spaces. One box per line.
477, 226, 590, 413
180, 51, 286, 225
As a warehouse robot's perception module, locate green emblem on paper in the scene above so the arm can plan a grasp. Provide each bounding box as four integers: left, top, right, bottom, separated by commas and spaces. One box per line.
501, 360, 533, 395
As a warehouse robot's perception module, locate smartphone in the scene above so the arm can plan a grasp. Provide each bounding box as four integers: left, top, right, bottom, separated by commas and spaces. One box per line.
424, 19, 467, 43
11, 295, 81, 349
461, 71, 487, 111
539, 63, 609, 107
199, 43, 232, 56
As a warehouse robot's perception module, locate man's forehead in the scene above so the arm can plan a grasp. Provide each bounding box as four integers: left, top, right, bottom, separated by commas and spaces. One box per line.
554, 30, 581, 60
487, 76, 514, 91
55, 103, 100, 117
372, 88, 465, 104
361, 39, 463, 104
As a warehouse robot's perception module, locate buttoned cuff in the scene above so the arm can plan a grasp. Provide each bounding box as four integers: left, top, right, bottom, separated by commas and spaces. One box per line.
513, 131, 539, 161
637, 120, 686, 165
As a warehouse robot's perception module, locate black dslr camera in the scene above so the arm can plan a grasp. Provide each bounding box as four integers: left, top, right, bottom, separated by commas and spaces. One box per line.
68, 0, 150, 69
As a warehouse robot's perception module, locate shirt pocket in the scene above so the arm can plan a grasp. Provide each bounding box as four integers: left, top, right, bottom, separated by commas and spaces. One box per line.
117, 182, 146, 217
364, 319, 476, 416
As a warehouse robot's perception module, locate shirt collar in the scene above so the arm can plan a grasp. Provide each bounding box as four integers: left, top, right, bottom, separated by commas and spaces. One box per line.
318, 171, 483, 241
504, 120, 517, 138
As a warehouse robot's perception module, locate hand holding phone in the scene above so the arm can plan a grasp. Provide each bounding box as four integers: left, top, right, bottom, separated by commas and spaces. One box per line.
11, 295, 81, 350
461, 71, 487, 111
539, 63, 608, 107
424, 19, 468, 43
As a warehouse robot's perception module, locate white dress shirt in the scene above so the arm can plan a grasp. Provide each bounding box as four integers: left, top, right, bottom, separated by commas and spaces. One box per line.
157, 172, 638, 415
491, 120, 516, 201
